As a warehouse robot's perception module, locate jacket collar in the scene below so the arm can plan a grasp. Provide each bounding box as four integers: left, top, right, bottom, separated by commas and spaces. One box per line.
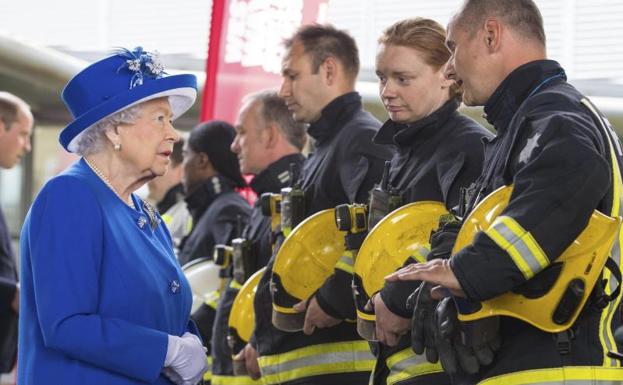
307, 92, 362, 144
184, 175, 235, 220
157, 183, 184, 214
374, 99, 460, 147
484, 60, 566, 133
250, 153, 306, 196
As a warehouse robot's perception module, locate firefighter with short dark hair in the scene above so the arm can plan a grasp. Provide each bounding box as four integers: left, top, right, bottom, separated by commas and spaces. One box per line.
247, 24, 393, 385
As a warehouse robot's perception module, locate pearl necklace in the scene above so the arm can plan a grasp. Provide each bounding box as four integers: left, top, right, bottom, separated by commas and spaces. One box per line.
84, 157, 135, 210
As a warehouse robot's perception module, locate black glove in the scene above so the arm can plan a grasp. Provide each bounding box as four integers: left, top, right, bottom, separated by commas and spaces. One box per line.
428, 216, 461, 260
407, 281, 438, 363
434, 297, 501, 375
404, 215, 462, 363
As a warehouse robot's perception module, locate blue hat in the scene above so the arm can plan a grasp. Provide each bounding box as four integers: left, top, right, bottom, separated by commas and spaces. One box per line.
60, 47, 197, 152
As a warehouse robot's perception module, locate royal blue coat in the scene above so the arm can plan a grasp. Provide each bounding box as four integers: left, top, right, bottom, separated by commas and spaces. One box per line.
18, 159, 195, 384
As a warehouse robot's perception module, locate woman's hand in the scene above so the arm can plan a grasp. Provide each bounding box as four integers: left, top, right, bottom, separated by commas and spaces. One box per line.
164, 332, 208, 385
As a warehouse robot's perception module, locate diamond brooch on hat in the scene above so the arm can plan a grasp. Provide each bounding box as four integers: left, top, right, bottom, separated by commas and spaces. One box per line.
116, 47, 166, 89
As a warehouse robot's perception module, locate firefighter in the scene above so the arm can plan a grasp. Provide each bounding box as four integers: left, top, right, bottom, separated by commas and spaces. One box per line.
210, 90, 306, 384
147, 138, 190, 251
178, 120, 250, 266
241, 24, 393, 385
388, 1, 623, 384
367, 18, 492, 385
178, 120, 251, 382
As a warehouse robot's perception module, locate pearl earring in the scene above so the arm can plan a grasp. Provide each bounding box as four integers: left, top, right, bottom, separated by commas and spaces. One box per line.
114, 143, 121, 151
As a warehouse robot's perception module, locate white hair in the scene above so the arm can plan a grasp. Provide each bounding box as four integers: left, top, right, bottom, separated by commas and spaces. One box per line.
73, 104, 143, 156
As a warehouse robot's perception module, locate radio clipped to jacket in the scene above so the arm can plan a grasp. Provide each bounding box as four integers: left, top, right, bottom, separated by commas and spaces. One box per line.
367, 161, 403, 231
231, 237, 256, 286
280, 163, 306, 237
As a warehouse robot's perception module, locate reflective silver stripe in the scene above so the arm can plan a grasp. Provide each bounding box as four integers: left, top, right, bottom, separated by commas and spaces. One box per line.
481, 381, 622, 385
496, 221, 544, 273
477, 366, 623, 385
388, 350, 428, 373
339, 255, 354, 266
211, 374, 262, 385
603, 160, 622, 366
603, 229, 621, 366
581, 98, 623, 366
258, 341, 376, 385
278, 170, 289, 184
260, 350, 374, 376
336, 252, 355, 273
386, 349, 442, 385
411, 246, 431, 263
486, 216, 548, 279
478, 379, 623, 385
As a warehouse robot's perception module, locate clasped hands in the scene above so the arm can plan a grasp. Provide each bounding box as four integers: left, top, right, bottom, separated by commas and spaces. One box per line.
163, 332, 208, 385
364, 293, 410, 346
386, 260, 500, 375
367, 259, 462, 352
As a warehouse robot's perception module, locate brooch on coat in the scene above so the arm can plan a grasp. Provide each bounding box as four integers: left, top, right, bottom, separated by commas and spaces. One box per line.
142, 200, 162, 231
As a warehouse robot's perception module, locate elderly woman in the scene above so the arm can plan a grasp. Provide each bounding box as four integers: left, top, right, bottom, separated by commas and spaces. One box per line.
18, 48, 207, 385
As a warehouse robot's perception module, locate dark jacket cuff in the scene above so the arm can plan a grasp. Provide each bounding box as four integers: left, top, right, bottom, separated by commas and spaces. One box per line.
249, 333, 257, 349
380, 280, 419, 318
316, 270, 356, 319
450, 233, 526, 301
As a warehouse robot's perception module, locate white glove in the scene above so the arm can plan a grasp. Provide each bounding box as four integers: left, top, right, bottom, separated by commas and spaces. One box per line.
164, 332, 208, 385
162, 367, 184, 385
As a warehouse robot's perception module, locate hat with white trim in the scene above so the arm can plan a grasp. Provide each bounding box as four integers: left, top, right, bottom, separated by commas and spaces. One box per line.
60, 47, 197, 152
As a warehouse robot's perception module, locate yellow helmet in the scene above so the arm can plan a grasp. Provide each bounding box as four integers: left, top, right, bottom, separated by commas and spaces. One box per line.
271, 209, 346, 331
454, 185, 621, 332
228, 267, 265, 376
354, 202, 448, 340
182, 257, 222, 314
